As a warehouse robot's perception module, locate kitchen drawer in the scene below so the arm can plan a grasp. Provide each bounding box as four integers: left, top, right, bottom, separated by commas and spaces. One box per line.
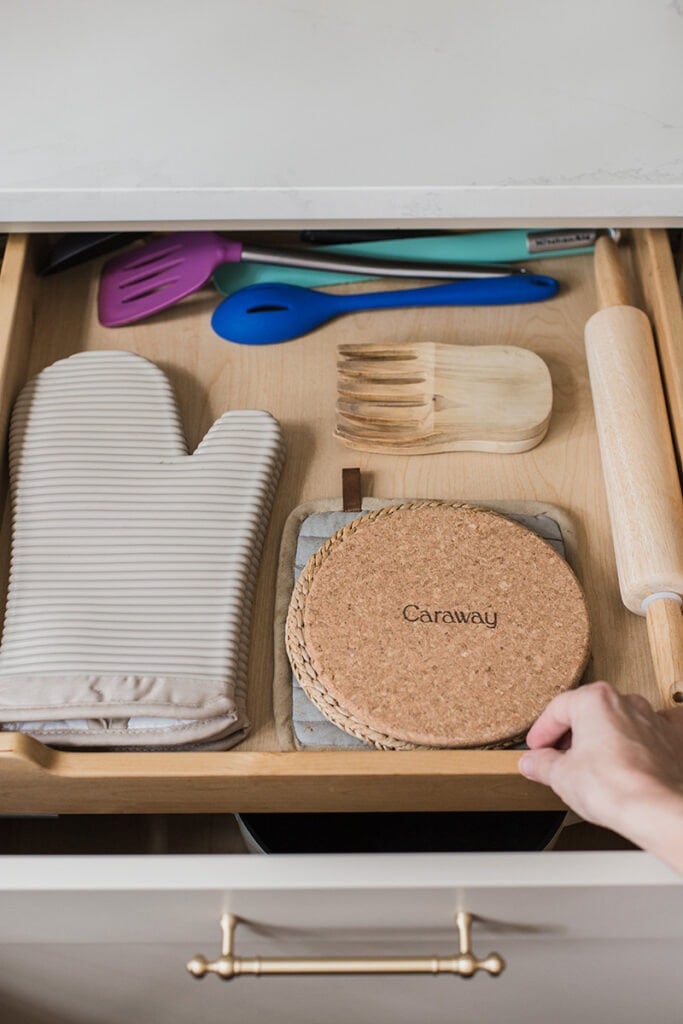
0, 231, 680, 815
0, 852, 682, 1024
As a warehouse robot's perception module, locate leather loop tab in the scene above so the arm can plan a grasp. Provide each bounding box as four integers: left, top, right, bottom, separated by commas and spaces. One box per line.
342, 468, 362, 512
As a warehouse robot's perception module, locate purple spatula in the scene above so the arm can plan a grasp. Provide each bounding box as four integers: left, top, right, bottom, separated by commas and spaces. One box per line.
97, 231, 521, 327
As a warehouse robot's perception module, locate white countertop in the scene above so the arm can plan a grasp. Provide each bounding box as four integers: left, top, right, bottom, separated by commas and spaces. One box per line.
2, 0, 682, 229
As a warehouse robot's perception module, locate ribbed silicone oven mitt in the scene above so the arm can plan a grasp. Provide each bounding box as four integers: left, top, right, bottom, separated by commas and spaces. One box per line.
0, 351, 285, 749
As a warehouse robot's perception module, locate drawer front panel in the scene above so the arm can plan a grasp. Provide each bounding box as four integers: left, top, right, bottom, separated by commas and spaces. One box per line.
0, 853, 682, 1024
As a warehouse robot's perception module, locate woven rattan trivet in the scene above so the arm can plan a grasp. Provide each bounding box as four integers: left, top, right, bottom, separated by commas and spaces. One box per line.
285, 501, 591, 749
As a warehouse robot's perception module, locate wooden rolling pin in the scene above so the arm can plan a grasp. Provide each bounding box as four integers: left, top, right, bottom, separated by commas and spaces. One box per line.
585, 236, 683, 707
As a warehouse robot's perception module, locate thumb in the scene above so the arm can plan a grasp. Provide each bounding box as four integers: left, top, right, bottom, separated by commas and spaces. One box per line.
193, 410, 284, 463
519, 748, 565, 786
190, 411, 285, 495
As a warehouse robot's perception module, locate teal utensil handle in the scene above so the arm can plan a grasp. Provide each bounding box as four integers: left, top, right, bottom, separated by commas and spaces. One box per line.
213, 229, 596, 297
327, 230, 596, 263
211, 275, 559, 346
213, 261, 371, 295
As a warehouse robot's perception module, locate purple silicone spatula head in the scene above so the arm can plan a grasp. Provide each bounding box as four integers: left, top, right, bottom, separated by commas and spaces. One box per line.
98, 232, 243, 327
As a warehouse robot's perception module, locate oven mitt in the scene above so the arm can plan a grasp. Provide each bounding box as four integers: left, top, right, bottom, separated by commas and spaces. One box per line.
0, 350, 285, 749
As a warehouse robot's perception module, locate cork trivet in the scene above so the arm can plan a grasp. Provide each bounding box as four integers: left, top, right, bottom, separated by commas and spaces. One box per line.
276, 501, 574, 751
286, 501, 591, 749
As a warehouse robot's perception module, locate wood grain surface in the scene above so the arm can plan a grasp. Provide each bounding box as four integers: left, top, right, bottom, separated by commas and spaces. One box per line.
584, 304, 683, 610
335, 342, 552, 454
632, 229, 683, 471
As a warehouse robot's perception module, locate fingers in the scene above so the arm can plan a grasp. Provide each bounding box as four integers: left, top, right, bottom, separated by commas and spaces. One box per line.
518, 748, 564, 786
659, 705, 683, 730
526, 681, 618, 750
624, 693, 653, 716
525, 689, 577, 749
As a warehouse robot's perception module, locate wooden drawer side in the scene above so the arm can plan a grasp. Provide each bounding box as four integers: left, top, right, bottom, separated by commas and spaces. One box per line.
632, 229, 683, 474
0, 236, 36, 470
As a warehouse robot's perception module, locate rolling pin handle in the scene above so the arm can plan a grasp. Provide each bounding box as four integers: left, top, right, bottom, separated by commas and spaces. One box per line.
594, 236, 630, 308
642, 595, 683, 706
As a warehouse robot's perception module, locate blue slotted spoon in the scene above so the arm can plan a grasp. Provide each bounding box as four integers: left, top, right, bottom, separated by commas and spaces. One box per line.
211, 275, 559, 345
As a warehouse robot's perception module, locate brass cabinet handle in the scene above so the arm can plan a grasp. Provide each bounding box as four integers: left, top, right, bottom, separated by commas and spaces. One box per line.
187, 911, 505, 980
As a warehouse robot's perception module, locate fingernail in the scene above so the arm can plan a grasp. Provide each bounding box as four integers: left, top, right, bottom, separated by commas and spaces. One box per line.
518, 754, 535, 779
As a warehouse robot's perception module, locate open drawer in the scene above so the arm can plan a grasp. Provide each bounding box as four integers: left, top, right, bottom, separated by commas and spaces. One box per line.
0, 231, 680, 815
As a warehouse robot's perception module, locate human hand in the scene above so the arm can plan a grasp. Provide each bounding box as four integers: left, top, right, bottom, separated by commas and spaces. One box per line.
519, 682, 683, 870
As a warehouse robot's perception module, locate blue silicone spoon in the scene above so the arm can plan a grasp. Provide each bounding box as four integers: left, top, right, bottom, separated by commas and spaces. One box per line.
211, 275, 559, 345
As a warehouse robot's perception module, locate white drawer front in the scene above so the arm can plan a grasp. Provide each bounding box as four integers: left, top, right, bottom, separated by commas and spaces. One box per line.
0, 853, 681, 1023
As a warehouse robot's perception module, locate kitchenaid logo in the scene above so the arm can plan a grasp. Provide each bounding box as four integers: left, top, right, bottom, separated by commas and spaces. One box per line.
402, 604, 498, 629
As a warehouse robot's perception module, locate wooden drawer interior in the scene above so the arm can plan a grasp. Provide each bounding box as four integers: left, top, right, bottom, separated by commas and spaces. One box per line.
0, 230, 680, 815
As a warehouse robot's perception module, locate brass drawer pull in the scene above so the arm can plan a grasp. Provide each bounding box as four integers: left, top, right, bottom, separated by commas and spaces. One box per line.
187, 912, 505, 980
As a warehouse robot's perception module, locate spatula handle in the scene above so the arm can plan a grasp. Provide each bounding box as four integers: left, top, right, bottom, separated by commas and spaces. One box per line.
241, 245, 518, 281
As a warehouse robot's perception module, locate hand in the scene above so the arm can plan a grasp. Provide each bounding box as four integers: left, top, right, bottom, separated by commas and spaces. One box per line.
519, 682, 683, 872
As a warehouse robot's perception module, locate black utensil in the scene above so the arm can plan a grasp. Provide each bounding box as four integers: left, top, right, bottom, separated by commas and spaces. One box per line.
38, 232, 147, 276
300, 229, 446, 245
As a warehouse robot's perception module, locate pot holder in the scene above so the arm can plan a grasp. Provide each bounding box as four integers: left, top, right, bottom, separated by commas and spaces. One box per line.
0, 350, 285, 749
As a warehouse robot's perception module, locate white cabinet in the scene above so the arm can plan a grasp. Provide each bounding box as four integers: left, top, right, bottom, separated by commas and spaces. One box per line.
2, 1, 682, 227
1, 853, 681, 1024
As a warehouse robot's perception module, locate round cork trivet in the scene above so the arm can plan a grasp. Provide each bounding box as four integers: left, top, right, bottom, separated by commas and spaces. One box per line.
286, 502, 590, 749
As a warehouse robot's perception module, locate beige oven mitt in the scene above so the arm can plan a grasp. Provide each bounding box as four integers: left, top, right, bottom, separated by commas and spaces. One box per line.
0, 350, 284, 749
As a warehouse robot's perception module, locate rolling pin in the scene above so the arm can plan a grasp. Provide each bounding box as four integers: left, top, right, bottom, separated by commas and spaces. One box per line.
585, 236, 683, 707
